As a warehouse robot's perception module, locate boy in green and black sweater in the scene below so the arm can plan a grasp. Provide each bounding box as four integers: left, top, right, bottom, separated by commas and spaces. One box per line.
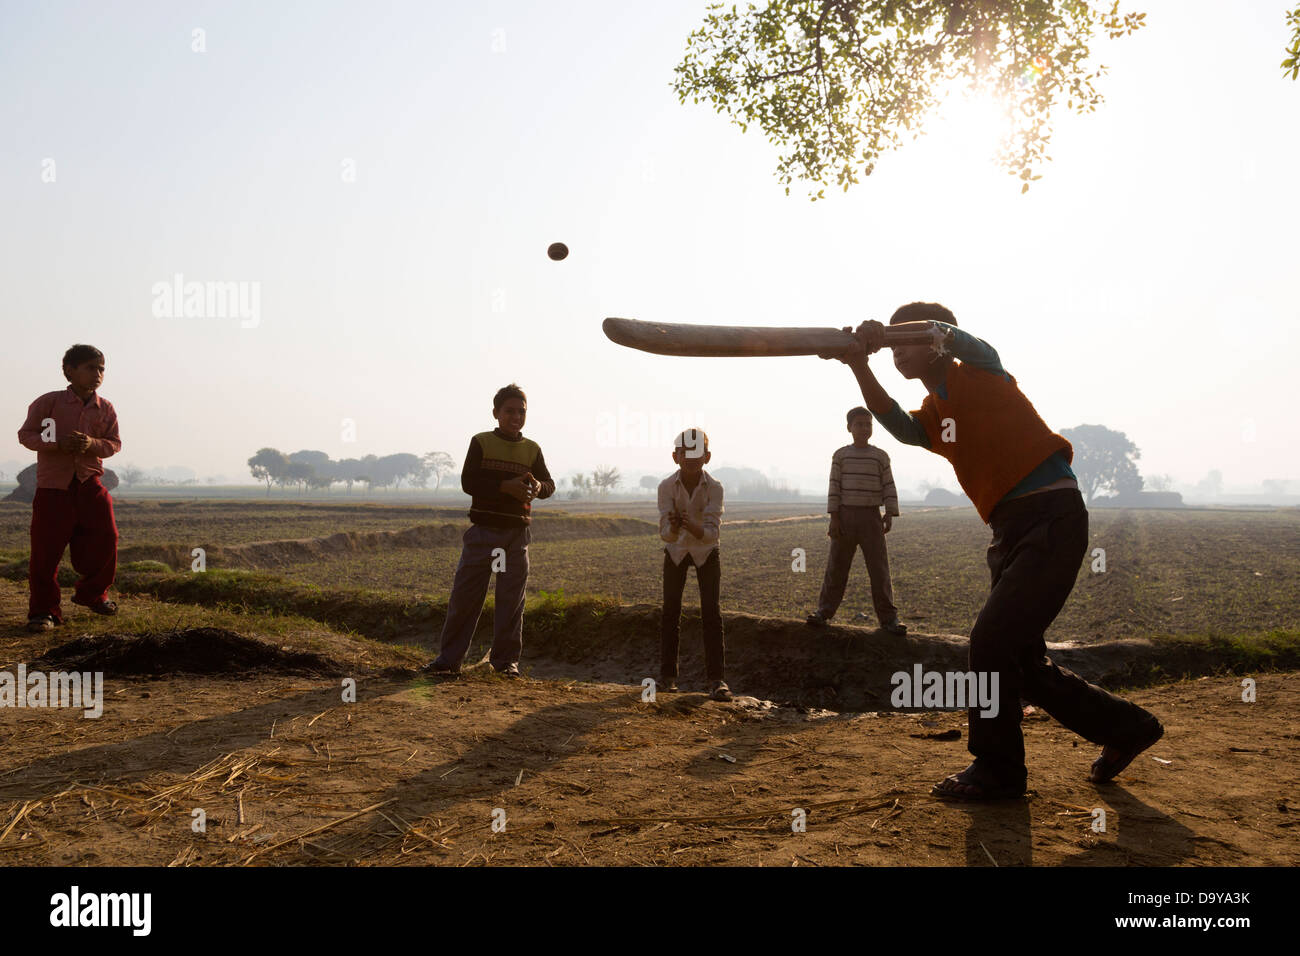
424, 383, 554, 677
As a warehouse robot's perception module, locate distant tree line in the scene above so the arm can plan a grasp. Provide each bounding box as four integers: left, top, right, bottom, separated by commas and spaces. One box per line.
246, 448, 455, 495
116, 465, 203, 487
567, 466, 622, 498
637, 466, 801, 500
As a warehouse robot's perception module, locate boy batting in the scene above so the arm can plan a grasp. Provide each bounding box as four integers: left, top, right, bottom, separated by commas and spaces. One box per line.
823, 303, 1163, 800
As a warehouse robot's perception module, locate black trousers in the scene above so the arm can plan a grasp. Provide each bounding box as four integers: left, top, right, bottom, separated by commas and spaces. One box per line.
661, 548, 724, 682
968, 489, 1157, 782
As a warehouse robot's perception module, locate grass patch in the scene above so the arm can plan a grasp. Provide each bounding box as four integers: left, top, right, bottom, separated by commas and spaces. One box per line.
1136, 629, 1300, 678
120, 559, 172, 574
78, 590, 349, 642
114, 566, 444, 642
111, 565, 627, 648
41, 588, 426, 670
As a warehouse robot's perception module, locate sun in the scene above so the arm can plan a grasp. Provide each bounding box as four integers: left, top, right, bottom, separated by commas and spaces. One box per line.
927, 90, 1014, 162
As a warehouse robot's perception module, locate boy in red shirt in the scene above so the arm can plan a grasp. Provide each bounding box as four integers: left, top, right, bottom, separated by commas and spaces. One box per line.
823, 304, 1162, 799
17, 345, 122, 632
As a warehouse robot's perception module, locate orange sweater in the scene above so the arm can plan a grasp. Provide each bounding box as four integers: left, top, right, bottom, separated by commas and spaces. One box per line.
911, 363, 1072, 522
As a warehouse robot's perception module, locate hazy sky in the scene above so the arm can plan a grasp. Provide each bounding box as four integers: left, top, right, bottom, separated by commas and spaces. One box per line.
3, 0, 1296, 494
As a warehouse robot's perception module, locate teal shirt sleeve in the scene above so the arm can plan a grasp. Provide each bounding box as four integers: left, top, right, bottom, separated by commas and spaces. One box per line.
878, 400, 931, 449
938, 323, 1007, 379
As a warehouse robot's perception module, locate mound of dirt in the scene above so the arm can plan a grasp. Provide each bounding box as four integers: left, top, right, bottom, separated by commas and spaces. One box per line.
116, 515, 659, 570
516, 605, 1295, 711
116, 526, 463, 569
522, 605, 977, 709
33, 627, 344, 677
0, 558, 76, 585
2, 464, 117, 503
529, 516, 657, 539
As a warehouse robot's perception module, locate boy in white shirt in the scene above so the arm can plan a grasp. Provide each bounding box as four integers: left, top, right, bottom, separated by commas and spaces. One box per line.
657, 428, 730, 701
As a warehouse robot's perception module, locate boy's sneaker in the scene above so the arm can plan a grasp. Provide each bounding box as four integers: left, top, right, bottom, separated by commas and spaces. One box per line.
658, 677, 678, 693
494, 663, 521, 679
709, 681, 733, 702
805, 611, 829, 628
879, 618, 907, 635
26, 615, 56, 633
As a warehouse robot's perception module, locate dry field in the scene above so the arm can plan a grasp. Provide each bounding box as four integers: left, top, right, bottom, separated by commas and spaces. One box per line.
0, 499, 1296, 866
4, 499, 1293, 641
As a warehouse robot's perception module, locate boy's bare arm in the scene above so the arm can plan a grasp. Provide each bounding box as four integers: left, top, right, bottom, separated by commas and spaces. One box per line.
817, 327, 895, 415
821, 325, 930, 448
849, 359, 897, 417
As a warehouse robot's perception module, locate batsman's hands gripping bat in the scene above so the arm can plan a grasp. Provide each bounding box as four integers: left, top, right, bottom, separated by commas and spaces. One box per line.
858, 320, 888, 354
602, 317, 952, 358
817, 325, 868, 367
817, 319, 909, 365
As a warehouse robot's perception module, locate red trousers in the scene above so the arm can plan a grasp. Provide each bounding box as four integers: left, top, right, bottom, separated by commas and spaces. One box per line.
28, 476, 118, 621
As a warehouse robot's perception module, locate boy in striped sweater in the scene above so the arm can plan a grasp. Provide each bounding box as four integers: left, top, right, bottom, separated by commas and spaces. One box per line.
806, 407, 906, 634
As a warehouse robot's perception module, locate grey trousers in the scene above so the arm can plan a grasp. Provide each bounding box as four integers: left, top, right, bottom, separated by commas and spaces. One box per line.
817, 505, 898, 624
432, 522, 531, 671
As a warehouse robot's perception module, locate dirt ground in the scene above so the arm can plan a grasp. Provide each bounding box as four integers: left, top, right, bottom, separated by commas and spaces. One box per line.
1, 584, 1295, 867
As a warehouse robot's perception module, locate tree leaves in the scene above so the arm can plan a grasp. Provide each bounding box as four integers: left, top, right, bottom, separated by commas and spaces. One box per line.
671, 0, 1148, 197
1283, 5, 1300, 80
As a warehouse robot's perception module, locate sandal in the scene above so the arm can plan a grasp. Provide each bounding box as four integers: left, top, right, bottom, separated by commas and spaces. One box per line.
74, 598, 118, 615
931, 762, 1026, 801
1089, 718, 1164, 784
26, 615, 57, 633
